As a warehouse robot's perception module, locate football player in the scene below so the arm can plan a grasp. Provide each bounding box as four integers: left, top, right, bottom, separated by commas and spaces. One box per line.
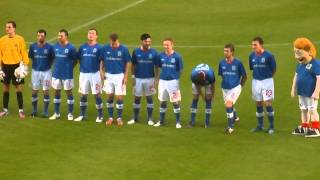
29, 29, 54, 118
127, 33, 158, 126
100, 33, 131, 126
218, 43, 247, 134
249, 37, 276, 134
49, 29, 77, 120
74, 28, 103, 122
154, 38, 183, 129
189, 63, 215, 128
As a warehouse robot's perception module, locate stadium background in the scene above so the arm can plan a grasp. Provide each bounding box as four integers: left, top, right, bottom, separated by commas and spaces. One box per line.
1, 0, 320, 179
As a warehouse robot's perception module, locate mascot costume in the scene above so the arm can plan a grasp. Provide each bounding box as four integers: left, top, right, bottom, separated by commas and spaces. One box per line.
291, 37, 320, 137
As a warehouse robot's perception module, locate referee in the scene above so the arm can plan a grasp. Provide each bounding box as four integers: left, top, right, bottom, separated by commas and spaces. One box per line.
0, 21, 29, 119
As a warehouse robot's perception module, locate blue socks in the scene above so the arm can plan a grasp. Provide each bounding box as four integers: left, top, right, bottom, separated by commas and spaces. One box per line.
173, 103, 181, 124
256, 106, 264, 128
146, 97, 153, 121
190, 99, 198, 125
32, 94, 38, 113
106, 99, 114, 118
116, 100, 124, 119
266, 106, 274, 129
95, 96, 103, 118
67, 95, 74, 114
226, 107, 234, 128
205, 99, 212, 126
133, 98, 141, 121
43, 94, 50, 115
80, 96, 88, 117
54, 94, 61, 114
159, 102, 167, 124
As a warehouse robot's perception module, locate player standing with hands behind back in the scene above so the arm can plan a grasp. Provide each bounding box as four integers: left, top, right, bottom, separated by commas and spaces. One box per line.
154, 38, 183, 129
249, 37, 276, 134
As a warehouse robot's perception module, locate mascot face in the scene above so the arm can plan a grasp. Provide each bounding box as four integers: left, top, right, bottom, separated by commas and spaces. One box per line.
294, 48, 309, 64
293, 37, 317, 64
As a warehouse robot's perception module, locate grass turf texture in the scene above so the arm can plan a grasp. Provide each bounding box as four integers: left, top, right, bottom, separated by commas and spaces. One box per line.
1, 0, 320, 179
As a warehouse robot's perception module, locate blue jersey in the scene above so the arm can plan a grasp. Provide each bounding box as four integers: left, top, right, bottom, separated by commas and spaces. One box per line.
52, 43, 77, 79
218, 58, 246, 89
28, 43, 54, 71
131, 47, 158, 78
100, 44, 131, 74
296, 59, 320, 97
156, 51, 183, 80
249, 50, 276, 80
78, 43, 102, 73
190, 64, 215, 86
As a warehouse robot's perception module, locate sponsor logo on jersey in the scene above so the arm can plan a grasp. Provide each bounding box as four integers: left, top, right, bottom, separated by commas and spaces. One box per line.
232, 65, 236, 71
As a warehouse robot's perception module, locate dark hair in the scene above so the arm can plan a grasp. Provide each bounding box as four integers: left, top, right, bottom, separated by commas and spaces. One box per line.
59, 29, 69, 37
252, 36, 264, 45
89, 28, 98, 35
163, 37, 173, 43
140, 33, 151, 41
224, 43, 235, 52
37, 29, 47, 36
7, 21, 16, 28
109, 33, 118, 41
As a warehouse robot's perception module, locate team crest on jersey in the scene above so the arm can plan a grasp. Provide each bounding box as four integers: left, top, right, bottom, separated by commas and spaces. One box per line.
107, 51, 111, 55
117, 51, 122, 56
65, 49, 69, 54
306, 64, 312, 70
93, 48, 97, 53
148, 54, 153, 59
44, 49, 48, 54
171, 58, 175, 63
252, 59, 255, 62
33, 50, 37, 53
222, 66, 226, 70
161, 58, 165, 62
261, 57, 265, 63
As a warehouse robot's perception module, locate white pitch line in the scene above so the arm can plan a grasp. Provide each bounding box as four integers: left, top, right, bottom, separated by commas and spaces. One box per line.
47, 0, 145, 42
26, 41, 320, 48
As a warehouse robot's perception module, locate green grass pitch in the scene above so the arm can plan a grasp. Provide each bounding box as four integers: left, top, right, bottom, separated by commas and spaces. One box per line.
1, 0, 320, 179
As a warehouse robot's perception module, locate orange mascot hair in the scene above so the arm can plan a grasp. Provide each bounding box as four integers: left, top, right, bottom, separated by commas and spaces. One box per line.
293, 38, 317, 58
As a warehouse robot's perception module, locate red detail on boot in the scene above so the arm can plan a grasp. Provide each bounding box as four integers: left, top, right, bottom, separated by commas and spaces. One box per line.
311, 121, 320, 129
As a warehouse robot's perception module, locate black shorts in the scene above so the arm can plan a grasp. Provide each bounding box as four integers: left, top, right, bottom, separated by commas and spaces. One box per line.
1, 63, 24, 85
